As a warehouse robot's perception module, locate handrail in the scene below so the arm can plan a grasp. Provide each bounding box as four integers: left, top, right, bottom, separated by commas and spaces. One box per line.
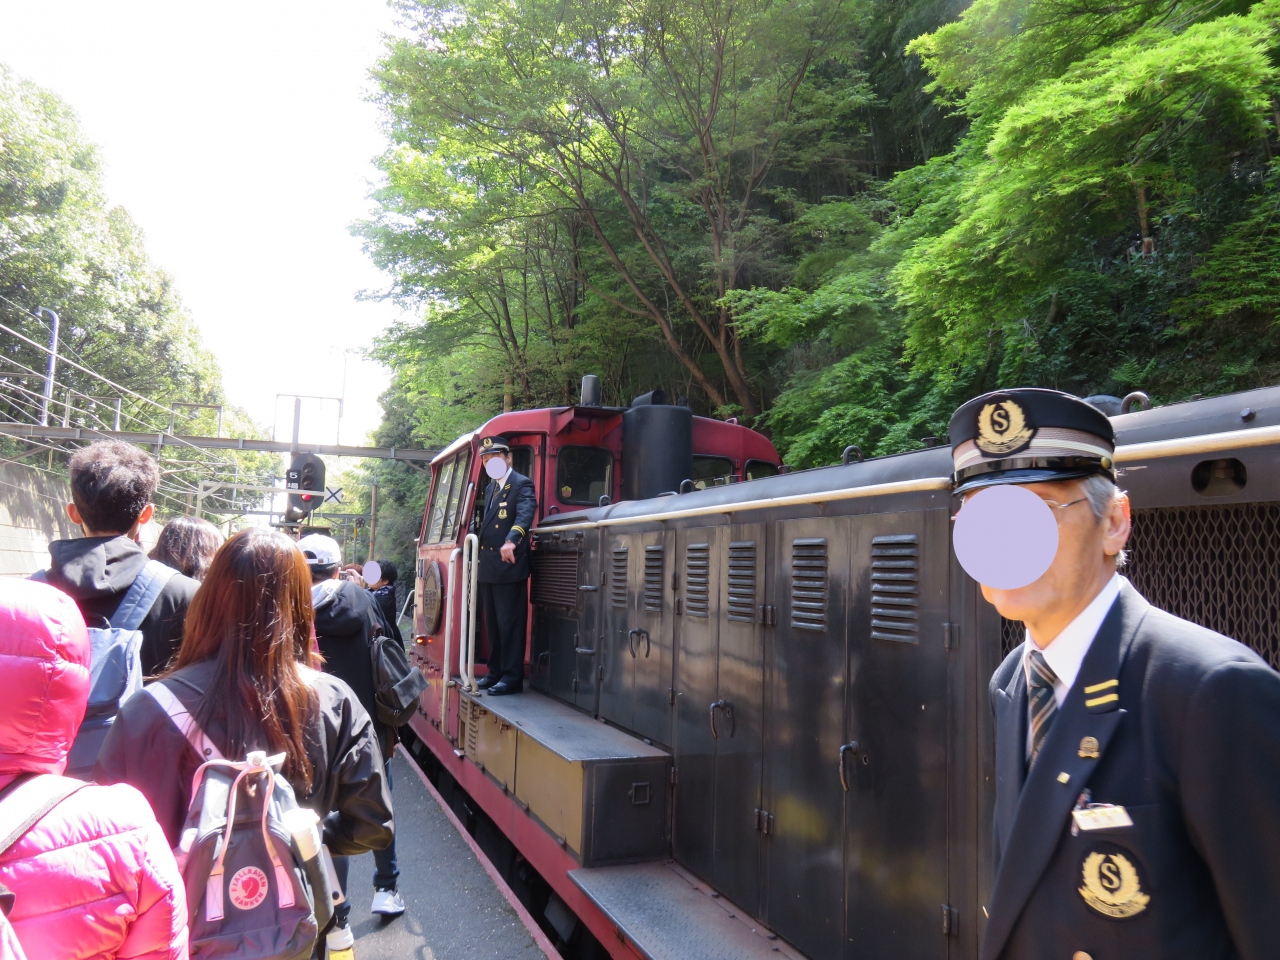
460, 534, 481, 692
441, 547, 462, 726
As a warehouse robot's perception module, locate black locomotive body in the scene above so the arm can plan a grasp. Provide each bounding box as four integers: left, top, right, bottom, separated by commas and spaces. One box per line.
526, 386, 1280, 960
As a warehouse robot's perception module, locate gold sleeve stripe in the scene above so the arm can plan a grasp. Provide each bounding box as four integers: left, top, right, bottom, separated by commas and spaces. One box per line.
511, 526, 526, 535
1084, 693, 1120, 708
1083, 679, 1119, 695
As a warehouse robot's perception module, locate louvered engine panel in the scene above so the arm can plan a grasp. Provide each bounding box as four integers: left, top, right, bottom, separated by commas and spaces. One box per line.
685, 543, 710, 617
727, 541, 757, 623
791, 538, 828, 631
531, 549, 580, 608
644, 545, 665, 611
871, 534, 920, 643
610, 548, 628, 608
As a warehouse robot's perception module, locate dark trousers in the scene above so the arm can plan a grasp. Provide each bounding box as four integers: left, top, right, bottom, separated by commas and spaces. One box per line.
332, 759, 399, 925
480, 579, 528, 685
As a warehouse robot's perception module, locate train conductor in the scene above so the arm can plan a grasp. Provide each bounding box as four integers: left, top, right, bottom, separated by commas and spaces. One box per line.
949, 388, 1280, 960
473, 436, 537, 696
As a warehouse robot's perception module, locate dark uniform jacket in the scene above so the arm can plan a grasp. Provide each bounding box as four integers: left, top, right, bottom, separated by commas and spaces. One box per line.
95, 658, 393, 855
475, 469, 536, 583
42, 535, 200, 675
984, 580, 1280, 960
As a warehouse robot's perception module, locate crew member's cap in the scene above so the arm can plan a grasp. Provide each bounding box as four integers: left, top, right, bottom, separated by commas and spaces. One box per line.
948, 387, 1116, 494
297, 533, 342, 567
479, 436, 510, 455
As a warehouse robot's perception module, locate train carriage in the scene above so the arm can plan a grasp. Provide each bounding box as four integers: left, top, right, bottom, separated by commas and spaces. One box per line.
408, 385, 1280, 960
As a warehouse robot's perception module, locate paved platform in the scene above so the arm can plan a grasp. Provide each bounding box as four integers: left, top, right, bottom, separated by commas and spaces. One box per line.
340, 752, 552, 960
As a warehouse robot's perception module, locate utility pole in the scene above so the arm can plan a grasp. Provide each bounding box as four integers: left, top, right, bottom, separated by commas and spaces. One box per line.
35, 307, 59, 426
369, 471, 378, 561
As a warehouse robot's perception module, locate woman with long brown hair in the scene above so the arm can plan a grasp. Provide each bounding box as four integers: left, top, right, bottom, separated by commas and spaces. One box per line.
149, 515, 223, 581
95, 528, 392, 864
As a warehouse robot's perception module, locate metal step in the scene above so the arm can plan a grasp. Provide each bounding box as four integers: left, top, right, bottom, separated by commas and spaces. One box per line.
569, 861, 809, 960
458, 689, 670, 866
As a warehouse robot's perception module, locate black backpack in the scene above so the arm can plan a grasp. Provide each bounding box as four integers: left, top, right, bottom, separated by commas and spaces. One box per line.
369, 634, 427, 727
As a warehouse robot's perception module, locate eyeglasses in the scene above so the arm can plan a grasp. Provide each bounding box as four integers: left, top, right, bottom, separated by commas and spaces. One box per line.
953, 494, 1088, 522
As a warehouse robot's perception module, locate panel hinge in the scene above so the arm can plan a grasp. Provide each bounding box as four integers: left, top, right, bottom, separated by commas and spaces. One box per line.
671, 571, 680, 591
941, 904, 958, 937
675, 597, 683, 616
760, 604, 778, 626
670, 767, 679, 785
597, 664, 604, 680
754, 808, 775, 835
572, 677, 579, 693
943, 622, 957, 651
668, 687, 676, 705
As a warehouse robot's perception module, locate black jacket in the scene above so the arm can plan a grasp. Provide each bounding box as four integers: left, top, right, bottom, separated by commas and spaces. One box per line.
371, 585, 403, 645
985, 580, 1280, 960
95, 659, 393, 855
42, 535, 200, 675
474, 470, 537, 583
313, 578, 390, 752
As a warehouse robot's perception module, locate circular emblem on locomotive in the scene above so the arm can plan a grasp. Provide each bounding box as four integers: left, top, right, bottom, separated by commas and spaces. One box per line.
228, 865, 269, 911
1079, 850, 1150, 919
420, 560, 444, 635
976, 397, 1035, 455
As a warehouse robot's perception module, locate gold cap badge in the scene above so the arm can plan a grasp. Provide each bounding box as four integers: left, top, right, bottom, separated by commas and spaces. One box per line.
482, 437, 493, 448
976, 398, 1035, 455
1079, 736, 1101, 759
1079, 851, 1149, 918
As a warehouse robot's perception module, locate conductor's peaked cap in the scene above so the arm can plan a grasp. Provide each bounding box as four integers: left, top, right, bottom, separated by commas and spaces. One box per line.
479, 436, 511, 454
948, 387, 1116, 494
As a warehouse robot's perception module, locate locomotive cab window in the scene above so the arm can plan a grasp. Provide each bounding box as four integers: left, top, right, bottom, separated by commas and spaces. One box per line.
557, 446, 612, 504
692, 455, 734, 489
745, 459, 779, 481
509, 444, 534, 481
432, 449, 471, 543
425, 457, 457, 543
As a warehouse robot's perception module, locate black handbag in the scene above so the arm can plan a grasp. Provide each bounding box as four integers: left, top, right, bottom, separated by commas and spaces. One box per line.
369, 634, 429, 727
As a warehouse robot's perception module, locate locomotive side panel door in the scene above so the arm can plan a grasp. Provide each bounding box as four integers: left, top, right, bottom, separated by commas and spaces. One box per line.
631, 528, 675, 747
575, 527, 603, 714
843, 507, 950, 960
672, 525, 722, 883
763, 517, 850, 960
714, 521, 767, 917
599, 534, 636, 728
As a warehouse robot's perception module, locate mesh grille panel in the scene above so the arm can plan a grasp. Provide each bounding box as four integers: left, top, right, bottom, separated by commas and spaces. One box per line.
685, 543, 710, 617
728, 541, 757, 622
644, 545, 665, 612
531, 549, 580, 608
1000, 502, 1280, 669
611, 548, 628, 608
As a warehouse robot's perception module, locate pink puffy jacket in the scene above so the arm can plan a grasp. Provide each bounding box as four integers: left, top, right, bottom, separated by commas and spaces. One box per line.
0, 579, 188, 960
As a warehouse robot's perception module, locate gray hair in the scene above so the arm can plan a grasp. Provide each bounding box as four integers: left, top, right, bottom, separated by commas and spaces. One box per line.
1081, 474, 1128, 568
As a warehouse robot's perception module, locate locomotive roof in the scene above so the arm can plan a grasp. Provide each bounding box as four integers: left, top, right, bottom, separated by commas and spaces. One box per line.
537, 385, 1280, 530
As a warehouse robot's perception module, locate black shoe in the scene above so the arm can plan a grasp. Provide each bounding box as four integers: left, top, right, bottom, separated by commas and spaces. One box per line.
475, 674, 498, 690
487, 680, 523, 696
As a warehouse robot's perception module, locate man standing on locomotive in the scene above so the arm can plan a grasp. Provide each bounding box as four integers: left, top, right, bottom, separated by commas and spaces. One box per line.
948, 388, 1280, 960
473, 436, 537, 696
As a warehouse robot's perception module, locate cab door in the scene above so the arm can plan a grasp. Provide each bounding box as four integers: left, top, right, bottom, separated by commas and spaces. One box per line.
842, 509, 949, 960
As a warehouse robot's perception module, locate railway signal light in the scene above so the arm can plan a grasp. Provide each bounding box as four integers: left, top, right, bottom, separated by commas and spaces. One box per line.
287, 453, 325, 516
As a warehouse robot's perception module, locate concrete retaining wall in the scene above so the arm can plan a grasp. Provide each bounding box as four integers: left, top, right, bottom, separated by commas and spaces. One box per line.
0, 461, 81, 577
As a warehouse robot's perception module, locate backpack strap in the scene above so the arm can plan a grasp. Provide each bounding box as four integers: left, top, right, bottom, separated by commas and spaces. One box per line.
146, 681, 224, 763
0, 774, 88, 859
111, 560, 178, 632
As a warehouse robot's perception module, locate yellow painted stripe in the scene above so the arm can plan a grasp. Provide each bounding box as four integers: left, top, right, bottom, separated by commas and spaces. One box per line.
1085, 693, 1120, 708
1115, 423, 1280, 463
1083, 679, 1118, 695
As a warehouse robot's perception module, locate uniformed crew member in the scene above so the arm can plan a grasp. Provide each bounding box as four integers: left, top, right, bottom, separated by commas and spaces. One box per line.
472, 436, 537, 696
948, 387, 1280, 960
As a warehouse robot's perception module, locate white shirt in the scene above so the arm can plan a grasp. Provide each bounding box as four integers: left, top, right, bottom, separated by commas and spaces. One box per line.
1023, 573, 1122, 755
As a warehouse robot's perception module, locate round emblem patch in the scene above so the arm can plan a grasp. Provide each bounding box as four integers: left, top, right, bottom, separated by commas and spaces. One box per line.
420, 560, 444, 635
975, 398, 1035, 455
1079, 849, 1149, 919
228, 865, 270, 911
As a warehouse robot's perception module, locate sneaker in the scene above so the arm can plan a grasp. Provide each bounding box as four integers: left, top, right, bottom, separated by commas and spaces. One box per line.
326, 923, 355, 951
371, 887, 406, 917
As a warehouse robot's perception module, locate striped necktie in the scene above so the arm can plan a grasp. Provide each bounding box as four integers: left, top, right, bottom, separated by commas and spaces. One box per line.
1027, 648, 1059, 766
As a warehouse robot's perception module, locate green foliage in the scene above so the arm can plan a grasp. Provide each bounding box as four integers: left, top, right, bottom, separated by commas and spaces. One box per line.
0, 65, 273, 518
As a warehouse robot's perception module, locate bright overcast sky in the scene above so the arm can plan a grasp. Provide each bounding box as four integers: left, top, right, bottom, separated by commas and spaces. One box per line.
0, 0, 410, 449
